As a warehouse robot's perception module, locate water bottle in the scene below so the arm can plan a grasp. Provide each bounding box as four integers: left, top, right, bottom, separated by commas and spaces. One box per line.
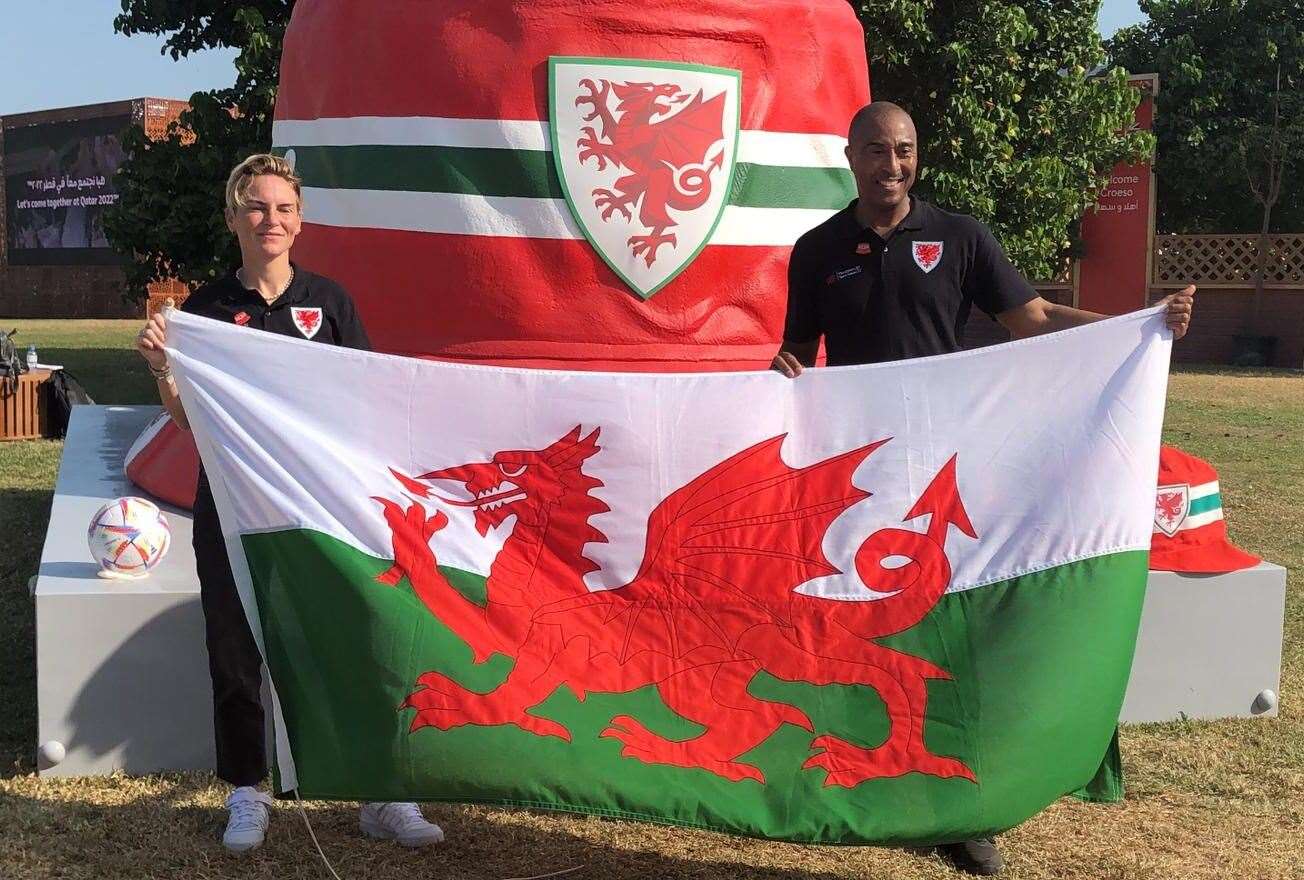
26, 344, 37, 371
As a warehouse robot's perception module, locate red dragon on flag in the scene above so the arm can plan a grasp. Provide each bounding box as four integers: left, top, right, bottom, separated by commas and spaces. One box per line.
374, 428, 978, 786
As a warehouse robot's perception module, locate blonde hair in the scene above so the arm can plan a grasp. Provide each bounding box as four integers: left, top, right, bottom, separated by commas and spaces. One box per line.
224, 153, 302, 215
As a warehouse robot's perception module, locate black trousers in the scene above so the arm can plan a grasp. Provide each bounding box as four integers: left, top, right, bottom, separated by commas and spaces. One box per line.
193, 473, 267, 787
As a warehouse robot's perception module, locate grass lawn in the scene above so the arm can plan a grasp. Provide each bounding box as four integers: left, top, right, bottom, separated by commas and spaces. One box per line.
0, 320, 1300, 879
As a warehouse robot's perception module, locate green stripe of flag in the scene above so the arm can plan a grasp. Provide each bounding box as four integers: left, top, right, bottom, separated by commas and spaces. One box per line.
1188, 493, 1221, 517
278, 144, 855, 210
246, 527, 1144, 843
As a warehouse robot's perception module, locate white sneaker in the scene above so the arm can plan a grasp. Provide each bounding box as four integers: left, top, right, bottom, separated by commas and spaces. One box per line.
359, 802, 445, 847
223, 787, 272, 853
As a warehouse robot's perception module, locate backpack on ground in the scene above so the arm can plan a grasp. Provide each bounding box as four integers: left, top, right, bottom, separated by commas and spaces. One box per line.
0, 329, 23, 378
43, 370, 95, 439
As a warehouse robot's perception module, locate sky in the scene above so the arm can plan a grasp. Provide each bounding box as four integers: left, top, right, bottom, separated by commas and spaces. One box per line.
0, 0, 1147, 118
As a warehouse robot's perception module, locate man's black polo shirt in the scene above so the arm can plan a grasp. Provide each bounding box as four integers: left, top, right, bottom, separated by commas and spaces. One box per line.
180, 263, 371, 350
782, 198, 1036, 365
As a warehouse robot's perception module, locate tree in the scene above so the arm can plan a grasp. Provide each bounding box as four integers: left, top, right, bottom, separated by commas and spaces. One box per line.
852, 0, 1154, 279
103, 3, 293, 300
1107, 0, 1304, 236
1240, 62, 1301, 334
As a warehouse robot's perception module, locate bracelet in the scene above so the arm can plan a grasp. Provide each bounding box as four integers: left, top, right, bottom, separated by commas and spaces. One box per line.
149, 364, 172, 380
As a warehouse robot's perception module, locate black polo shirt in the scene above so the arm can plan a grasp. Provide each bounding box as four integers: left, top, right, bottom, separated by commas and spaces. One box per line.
782, 197, 1036, 365
181, 264, 370, 503
180, 263, 371, 350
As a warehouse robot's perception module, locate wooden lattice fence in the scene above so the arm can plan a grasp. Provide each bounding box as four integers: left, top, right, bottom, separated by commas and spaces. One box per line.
1153, 233, 1304, 287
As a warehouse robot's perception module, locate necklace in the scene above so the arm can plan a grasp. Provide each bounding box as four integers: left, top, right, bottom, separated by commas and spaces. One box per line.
238, 265, 295, 304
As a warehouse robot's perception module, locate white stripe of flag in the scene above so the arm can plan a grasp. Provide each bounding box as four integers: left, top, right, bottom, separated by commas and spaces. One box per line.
1180, 509, 1224, 530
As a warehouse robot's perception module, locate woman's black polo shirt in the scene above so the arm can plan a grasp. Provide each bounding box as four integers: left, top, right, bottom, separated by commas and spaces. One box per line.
782, 198, 1036, 365
179, 263, 371, 351
179, 264, 370, 500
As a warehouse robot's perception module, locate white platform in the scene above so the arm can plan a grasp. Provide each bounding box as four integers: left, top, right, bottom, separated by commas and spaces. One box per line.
33, 406, 1287, 776
1120, 563, 1286, 722
35, 405, 214, 777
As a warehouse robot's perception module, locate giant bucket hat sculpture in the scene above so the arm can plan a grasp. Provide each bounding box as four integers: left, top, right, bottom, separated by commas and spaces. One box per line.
271, 0, 869, 370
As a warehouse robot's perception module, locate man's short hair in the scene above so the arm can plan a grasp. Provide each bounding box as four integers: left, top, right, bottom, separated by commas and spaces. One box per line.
224, 153, 302, 215
848, 102, 915, 141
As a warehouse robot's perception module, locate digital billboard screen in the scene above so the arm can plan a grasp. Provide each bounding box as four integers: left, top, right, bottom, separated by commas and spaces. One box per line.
4, 113, 131, 266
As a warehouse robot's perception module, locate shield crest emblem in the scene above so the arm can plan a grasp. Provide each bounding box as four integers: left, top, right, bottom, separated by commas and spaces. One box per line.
1154, 483, 1190, 537
912, 241, 943, 273
549, 56, 741, 300
291, 307, 323, 340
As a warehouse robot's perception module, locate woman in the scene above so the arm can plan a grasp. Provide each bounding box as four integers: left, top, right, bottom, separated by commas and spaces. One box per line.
136, 154, 444, 854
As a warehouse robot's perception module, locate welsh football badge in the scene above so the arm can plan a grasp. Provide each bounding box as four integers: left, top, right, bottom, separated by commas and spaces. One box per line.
549, 56, 741, 300
912, 241, 943, 273
291, 307, 323, 339
1154, 483, 1190, 537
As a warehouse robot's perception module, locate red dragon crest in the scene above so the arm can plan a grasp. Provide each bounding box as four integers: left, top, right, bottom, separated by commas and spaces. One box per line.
573, 78, 727, 267
1154, 485, 1190, 536
374, 429, 978, 787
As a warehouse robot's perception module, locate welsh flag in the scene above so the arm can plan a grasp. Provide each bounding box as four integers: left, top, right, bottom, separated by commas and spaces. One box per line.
164, 308, 1171, 845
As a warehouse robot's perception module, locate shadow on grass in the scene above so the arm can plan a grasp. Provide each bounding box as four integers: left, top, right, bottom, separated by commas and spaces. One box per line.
1, 487, 50, 778
40, 348, 157, 406
0, 774, 900, 880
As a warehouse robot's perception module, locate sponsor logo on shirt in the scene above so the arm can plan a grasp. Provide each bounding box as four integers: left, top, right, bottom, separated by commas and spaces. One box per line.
825, 266, 865, 285
233, 311, 251, 326
856, 242, 873, 255
912, 241, 944, 273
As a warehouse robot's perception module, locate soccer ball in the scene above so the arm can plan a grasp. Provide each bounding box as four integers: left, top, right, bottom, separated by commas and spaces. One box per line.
87, 497, 171, 578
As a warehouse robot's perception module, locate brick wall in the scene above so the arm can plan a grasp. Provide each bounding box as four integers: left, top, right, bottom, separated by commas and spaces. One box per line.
966, 285, 1302, 369
963, 287, 1074, 350
0, 264, 139, 317
1148, 287, 1304, 369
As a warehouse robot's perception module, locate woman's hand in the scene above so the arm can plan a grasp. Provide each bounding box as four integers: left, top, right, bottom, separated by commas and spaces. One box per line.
136, 313, 169, 371
137, 310, 190, 429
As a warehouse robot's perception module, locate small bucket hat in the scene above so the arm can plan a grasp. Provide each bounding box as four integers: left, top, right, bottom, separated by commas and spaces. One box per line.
1150, 445, 1260, 573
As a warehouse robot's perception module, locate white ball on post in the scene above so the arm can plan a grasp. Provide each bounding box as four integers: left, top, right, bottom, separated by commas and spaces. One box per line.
38, 740, 66, 767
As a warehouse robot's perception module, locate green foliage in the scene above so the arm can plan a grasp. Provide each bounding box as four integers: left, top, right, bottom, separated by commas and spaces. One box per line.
103, 3, 294, 300
853, 0, 1154, 278
1107, 0, 1304, 234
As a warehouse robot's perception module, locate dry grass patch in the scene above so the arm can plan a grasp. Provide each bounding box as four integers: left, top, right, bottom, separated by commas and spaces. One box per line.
3, 769, 1303, 880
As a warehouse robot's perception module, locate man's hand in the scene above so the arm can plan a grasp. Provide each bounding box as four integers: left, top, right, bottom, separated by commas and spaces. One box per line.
771, 351, 805, 378
770, 340, 818, 378
1158, 285, 1195, 340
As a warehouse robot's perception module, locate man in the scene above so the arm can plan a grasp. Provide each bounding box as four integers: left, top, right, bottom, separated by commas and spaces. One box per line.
774, 102, 1193, 377
771, 102, 1194, 875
